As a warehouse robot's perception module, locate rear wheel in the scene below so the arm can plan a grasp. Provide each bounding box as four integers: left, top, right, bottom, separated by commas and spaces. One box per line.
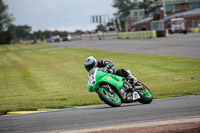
135, 82, 153, 104
97, 86, 121, 107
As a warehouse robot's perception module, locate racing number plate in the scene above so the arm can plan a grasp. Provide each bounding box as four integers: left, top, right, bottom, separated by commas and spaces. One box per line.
89, 75, 96, 86
133, 92, 140, 100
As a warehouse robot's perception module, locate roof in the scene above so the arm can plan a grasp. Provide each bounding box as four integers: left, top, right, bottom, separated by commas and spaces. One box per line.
130, 8, 200, 26
155, 0, 200, 5
162, 8, 200, 21
131, 17, 153, 26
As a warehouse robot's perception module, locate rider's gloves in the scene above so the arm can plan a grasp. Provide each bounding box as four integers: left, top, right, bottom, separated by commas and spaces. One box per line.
103, 65, 111, 73
108, 69, 113, 74
102, 66, 109, 72
106, 64, 111, 69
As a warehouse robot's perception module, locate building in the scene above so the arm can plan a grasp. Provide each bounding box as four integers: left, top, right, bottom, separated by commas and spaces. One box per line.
125, 9, 145, 31
125, 0, 200, 31
155, 0, 200, 19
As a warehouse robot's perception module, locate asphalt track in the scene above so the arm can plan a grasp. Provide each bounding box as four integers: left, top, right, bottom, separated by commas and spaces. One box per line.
0, 96, 200, 133
44, 33, 200, 59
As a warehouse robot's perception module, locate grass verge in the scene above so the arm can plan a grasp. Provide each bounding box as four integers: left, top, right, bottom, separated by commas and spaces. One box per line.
0, 44, 200, 115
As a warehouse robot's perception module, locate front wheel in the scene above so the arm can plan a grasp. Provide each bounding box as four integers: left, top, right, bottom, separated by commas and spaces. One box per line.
97, 86, 121, 107
135, 82, 153, 104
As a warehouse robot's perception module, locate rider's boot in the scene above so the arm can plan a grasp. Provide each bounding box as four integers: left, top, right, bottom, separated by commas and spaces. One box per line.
126, 74, 143, 89
126, 74, 137, 84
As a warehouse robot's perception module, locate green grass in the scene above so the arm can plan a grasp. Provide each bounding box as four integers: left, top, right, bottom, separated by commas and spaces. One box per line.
0, 44, 55, 52
0, 44, 200, 115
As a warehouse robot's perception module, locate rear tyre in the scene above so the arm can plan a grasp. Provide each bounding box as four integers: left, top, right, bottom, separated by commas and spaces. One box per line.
136, 82, 153, 104
97, 86, 121, 107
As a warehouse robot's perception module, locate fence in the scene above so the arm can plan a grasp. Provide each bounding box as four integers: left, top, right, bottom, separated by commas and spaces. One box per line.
81, 32, 118, 40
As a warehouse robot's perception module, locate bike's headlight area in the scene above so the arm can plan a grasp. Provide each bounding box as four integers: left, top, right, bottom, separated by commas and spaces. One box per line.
91, 81, 96, 86
89, 75, 96, 86
88, 68, 97, 86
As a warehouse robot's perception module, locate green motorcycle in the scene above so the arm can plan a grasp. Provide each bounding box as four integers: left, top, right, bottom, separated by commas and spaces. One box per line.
87, 67, 153, 107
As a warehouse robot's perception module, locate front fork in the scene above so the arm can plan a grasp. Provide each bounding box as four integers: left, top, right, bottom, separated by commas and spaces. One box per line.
100, 84, 115, 95
107, 84, 114, 95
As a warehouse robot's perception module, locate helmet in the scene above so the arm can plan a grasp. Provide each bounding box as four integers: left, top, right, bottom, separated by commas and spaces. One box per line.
84, 56, 97, 72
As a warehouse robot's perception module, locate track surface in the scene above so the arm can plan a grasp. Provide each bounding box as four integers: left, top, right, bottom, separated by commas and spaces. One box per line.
44, 33, 200, 59
0, 96, 200, 133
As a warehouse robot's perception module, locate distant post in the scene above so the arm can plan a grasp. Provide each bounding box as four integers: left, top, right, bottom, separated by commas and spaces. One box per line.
90, 14, 110, 27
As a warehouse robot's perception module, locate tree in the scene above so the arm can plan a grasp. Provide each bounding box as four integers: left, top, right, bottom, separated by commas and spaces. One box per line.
0, 0, 14, 44
96, 24, 106, 32
0, 0, 13, 32
74, 30, 83, 35
112, 0, 138, 30
11, 25, 32, 39
139, 1, 150, 15
112, 0, 138, 19
112, 0, 153, 30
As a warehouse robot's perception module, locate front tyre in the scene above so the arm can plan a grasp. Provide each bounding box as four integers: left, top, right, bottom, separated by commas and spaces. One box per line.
136, 82, 153, 104
97, 86, 121, 107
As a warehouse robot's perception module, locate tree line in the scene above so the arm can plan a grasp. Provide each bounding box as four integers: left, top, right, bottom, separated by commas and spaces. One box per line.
0, 0, 84, 44
9, 25, 83, 43
1, 23, 84, 45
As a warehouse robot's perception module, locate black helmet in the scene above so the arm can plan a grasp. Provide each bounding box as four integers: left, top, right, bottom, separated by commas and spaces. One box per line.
84, 56, 97, 72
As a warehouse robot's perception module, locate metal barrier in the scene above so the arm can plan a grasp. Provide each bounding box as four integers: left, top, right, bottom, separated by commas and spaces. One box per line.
191, 27, 200, 33
80, 30, 170, 40
117, 30, 157, 39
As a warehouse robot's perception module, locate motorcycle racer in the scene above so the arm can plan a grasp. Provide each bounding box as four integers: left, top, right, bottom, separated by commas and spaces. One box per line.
84, 56, 138, 85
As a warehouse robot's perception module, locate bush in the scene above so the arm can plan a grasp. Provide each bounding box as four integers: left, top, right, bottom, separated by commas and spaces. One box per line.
10, 39, 19, 44
0, 31, 13, 44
